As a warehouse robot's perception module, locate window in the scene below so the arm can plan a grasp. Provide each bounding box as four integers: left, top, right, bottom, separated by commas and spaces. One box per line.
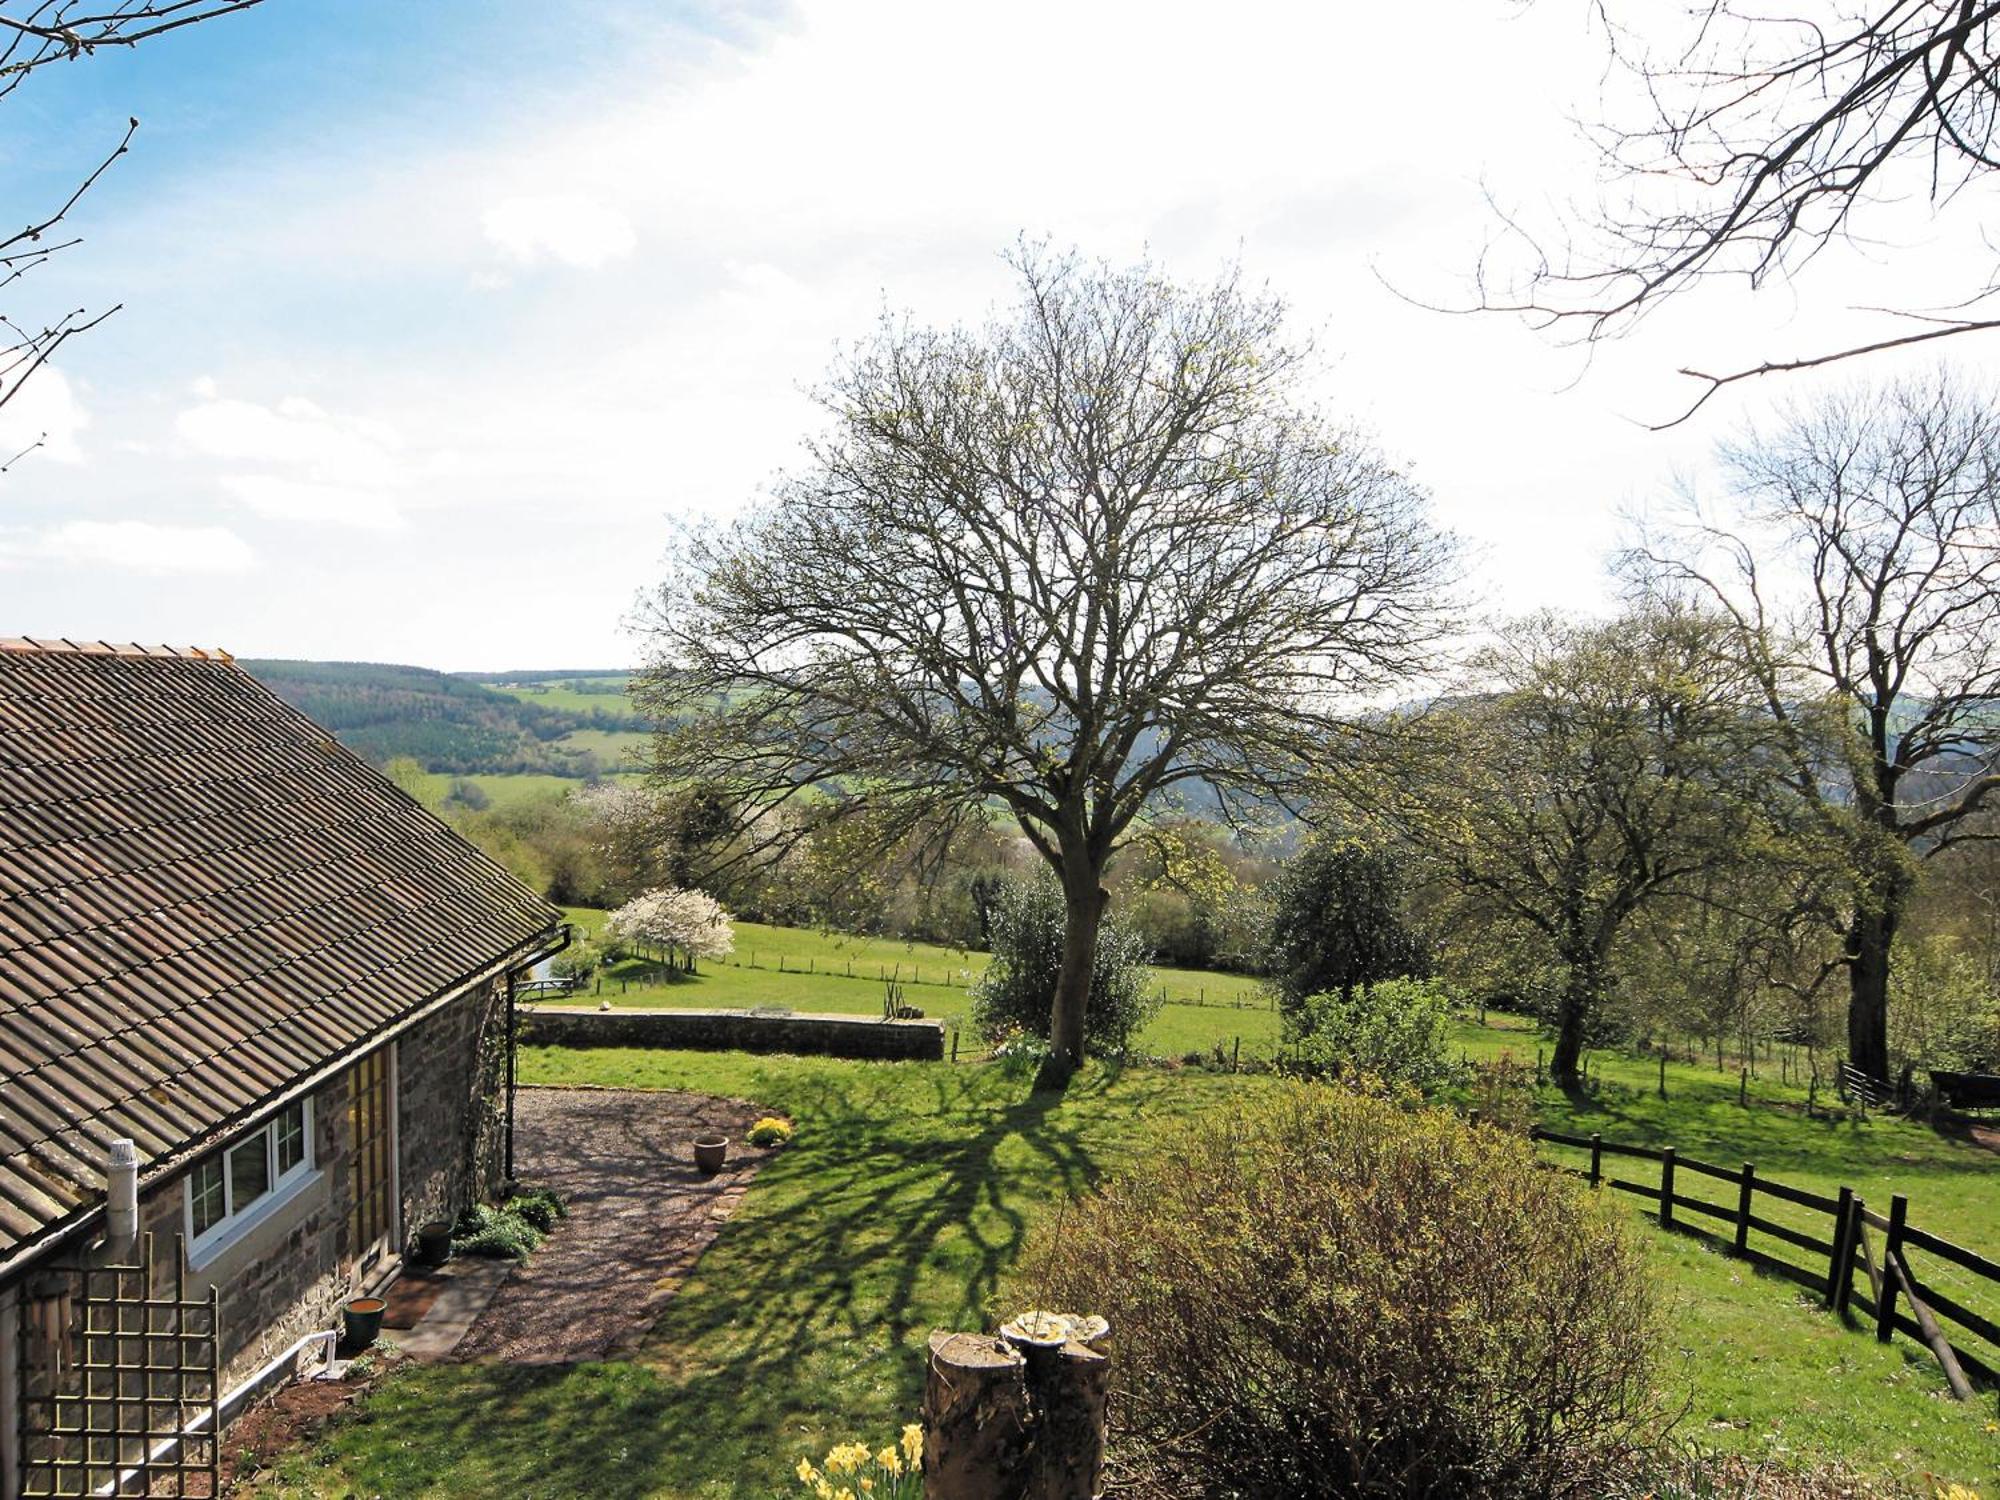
185, 1097, 315, 1261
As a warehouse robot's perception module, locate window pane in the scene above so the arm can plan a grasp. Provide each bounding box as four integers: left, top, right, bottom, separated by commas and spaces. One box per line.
190, 1158, 225, 1237
229, 1136, 270, 1210
276, 1102, 307, 1175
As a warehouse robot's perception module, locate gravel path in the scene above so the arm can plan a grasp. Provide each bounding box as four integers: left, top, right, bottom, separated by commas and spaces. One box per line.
453, 1086, 775, 1365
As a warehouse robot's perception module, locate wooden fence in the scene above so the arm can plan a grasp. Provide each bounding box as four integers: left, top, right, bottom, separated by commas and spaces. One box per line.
1529, 1127, 2000, 1396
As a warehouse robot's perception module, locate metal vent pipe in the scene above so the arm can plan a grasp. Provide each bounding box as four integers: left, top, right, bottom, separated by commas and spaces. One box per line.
106, 1138, 139, 1249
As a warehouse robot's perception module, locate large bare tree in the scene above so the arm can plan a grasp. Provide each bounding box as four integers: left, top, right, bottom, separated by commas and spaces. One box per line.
636, 246, 1452, 1078
1491, 2, 2000, 419
1631, 372, 2000, 1082
2, 1, 268, 456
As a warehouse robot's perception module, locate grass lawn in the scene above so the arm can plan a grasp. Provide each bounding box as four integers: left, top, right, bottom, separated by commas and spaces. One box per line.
554, 908, 1279, 1061
247, 1045, 2000, 1499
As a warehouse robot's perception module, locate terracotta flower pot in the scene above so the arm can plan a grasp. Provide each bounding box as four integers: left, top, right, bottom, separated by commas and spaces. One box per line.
693, 1135, 729, 1176
342, 1296, 387, 1350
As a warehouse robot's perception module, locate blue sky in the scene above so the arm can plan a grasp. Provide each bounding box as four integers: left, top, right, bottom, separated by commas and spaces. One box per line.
0, 0, 1992, 670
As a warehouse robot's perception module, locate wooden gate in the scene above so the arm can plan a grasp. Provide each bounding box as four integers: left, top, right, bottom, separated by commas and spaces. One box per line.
16, 1233, 220, 1497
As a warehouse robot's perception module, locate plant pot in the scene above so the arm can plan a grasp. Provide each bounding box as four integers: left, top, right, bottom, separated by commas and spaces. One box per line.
415, 1220, 454, 1268
342, 1296, 387, 1351
693, 1135, 729, 1176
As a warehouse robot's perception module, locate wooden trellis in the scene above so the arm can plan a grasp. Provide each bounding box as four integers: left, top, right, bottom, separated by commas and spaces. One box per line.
17, 1233, 220, 1497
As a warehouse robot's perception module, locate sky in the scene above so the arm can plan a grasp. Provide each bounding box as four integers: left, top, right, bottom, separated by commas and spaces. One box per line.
0, 0, 1995, 672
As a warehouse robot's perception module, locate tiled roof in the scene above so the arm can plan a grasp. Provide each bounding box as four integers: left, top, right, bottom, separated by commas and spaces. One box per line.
0, 639, 562, 1266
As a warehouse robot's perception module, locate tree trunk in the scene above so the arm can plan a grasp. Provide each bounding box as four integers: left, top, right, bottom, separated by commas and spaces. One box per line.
1551, 955, 1602, 1088
1046, 862, 1106, 1078
923, 1333, 1030, 1499
1846, 902, 1898, 1084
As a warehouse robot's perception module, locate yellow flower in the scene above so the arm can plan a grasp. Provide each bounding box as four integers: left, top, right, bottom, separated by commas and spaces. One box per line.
877, 1447, 901, 1476
814, 1484, 832, 1500
859, 1482, 874, 1495
901, 1424, 923, 1465
796, 1458, 818, 1485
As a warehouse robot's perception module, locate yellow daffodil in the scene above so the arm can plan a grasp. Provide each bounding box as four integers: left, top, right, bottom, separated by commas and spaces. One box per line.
901, 1424, 923, 1465
796, 1458, 818, 1485
877, 1446, 901, 1475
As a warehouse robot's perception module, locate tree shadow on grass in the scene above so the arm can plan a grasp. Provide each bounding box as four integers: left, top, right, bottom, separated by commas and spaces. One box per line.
290, 1062, 1142, 1498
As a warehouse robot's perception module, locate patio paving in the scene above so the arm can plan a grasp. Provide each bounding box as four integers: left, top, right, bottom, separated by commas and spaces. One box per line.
449, 1086, 775, 1365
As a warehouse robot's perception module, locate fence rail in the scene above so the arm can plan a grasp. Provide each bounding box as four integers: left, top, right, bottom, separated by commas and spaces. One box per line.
1527, 1126, 1998, 1393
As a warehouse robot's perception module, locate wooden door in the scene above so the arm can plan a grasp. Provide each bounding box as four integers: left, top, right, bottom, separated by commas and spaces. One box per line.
345, 1047, 397, 1281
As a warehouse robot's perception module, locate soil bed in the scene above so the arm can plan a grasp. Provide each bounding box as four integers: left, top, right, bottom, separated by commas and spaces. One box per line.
452, 1085, 775, 1364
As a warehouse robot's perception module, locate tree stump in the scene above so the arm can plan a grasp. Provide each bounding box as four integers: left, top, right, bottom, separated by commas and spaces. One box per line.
1019, 1338, 1109, 1500
924, 1315, 1111, 1500
924, 1332, 1030, 1499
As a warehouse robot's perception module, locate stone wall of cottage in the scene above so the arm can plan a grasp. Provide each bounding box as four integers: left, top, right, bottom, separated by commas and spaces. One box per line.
124, 1064, 351, 1389
396, 975, 510, 1238
70, 975, 512, 1396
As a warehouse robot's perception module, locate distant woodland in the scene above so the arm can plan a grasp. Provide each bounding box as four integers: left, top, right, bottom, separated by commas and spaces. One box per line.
245, 660, 645, 777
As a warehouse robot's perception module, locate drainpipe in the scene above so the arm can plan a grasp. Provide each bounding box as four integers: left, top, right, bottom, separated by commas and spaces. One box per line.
105, 1139, 138, 1255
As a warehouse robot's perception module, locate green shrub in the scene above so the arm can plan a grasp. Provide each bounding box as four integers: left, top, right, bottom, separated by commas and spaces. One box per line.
506, 1186, 568, 1233
968, 871, 1158, 1056
552, 942, 602, 986
1283, 976, 1464, 1094
454, 1185, 567, 1260
1013, 1082, 1664, 1499
452, 1203, 544, 1261
1263, 836, 1429, 1018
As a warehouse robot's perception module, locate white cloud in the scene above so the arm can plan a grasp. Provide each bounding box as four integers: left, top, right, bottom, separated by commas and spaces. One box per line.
176, 394, 402, 476
219, 474, 404, 530
481, 194, 638, 270
0, 365, 90, 467
1, 521, 256, 575
176, 390, 412, 529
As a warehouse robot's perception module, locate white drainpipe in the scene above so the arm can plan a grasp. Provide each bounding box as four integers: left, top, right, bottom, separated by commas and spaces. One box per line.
104, 1140, 138, 1254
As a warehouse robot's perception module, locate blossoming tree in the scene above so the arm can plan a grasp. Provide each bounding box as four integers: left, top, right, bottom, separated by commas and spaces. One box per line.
606, 886, 735, 973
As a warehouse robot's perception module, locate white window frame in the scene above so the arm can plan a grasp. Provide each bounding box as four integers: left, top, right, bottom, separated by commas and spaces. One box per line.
184, 1096, 318, 1268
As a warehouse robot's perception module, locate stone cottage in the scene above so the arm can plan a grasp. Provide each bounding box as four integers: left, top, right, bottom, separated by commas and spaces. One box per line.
0, 640, 565, 1496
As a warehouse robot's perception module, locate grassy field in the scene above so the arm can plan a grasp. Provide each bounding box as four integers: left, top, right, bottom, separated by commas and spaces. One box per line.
246, 1046, 2000, 1499
552, 727, 651, 765
554, 908, 1280, 1060
484, 676, 637, 717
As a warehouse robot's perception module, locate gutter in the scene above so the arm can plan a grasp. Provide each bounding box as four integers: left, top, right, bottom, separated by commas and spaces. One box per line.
0, 921, 567, 1291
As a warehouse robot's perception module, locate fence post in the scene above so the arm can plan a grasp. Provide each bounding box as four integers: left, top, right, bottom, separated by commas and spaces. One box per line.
1825, 1186, 1855, 1309
1589, 1133, 1602, 1188
1659, 1148, 1676, 1229
1735, 1164, 1754, 1256
1836, 1197, 1863, 1317
1659, 1052, 1668, 1100
1876, 1194, 1908, 1342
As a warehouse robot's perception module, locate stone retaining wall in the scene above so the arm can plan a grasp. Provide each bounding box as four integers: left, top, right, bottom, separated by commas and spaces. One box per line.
521, 1006, 946, 1061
